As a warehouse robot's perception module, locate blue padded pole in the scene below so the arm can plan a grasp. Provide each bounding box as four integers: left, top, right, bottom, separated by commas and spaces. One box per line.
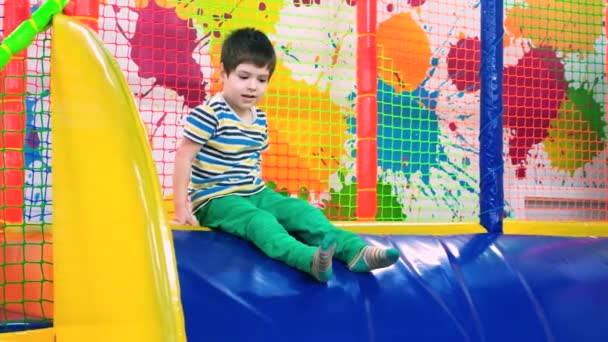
479, 0, 504, 233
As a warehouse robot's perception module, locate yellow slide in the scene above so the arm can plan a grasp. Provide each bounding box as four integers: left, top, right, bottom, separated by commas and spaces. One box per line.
49, 14, 186, 341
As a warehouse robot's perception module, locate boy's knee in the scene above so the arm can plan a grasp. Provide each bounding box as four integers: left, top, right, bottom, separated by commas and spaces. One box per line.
247, 210, 274, 226
245, 210, 280, 238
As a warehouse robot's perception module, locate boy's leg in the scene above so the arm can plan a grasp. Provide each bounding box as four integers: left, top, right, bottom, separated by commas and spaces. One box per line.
195, 194, 336, 281
251, 188, 399, 271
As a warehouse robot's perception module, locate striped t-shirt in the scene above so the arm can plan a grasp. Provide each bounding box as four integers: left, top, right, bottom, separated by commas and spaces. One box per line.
183, 93, 268, 213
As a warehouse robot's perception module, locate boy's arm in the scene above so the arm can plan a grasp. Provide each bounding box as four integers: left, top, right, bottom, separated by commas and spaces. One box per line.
172, 105, 219, 225
172, 137, 202, 225
262, 125, 270, 152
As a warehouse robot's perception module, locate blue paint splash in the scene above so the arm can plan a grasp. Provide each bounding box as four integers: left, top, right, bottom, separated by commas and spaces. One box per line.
25, 95, 42, 167
347, 77, 478, 219
24, 90, 50, 167
348, 78, 443, 179
24, 90, 52, 223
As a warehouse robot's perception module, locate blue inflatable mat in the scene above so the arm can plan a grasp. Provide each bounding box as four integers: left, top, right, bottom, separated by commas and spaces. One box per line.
173, 230, 608, 342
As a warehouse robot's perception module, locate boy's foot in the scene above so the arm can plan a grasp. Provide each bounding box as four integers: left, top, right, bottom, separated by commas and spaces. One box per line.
348, 246, 400, 272
311, 233, 337, 282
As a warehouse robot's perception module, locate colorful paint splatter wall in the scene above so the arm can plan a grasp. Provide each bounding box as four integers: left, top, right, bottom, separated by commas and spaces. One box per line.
20, 0, 607, 223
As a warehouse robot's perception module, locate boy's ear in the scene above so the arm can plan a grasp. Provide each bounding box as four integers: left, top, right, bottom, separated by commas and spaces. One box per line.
219, 63, 227, 80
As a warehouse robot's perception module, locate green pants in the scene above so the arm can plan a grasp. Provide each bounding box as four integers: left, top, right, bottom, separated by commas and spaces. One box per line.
195, 188, 367, 274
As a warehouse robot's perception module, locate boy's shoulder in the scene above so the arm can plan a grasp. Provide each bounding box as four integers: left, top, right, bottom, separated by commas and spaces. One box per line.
190, 93, 268, 123
207, 93, 230, 111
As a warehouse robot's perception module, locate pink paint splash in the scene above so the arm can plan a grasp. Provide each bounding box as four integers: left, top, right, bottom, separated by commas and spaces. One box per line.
115, 1, 208, 109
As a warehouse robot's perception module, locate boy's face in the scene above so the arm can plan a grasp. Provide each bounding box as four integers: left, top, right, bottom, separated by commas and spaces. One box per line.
220, 62, 271, 117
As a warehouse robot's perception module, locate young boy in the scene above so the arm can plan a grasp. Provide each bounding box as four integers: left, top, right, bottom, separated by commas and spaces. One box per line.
172, 27, 399, 282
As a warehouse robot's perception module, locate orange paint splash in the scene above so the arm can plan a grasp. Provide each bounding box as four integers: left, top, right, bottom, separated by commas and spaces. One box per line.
259, 62, 349, 193
376, 12, 431, 92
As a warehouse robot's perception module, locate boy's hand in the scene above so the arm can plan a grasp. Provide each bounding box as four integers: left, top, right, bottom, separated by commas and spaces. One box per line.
171, 206, 199, 226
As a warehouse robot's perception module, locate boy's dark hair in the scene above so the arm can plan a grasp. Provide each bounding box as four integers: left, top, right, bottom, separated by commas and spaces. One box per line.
221, 27, 277, 77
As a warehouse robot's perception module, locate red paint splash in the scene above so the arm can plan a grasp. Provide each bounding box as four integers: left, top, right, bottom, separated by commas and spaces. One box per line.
447, 41, 568, 179
115, 1, 208, 109
503, 48, 568, 178
447, 37, 481, 92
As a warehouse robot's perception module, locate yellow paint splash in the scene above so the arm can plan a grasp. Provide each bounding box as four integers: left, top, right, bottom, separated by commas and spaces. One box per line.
134, 0, 284, 29
544, 99, 605, 174
193, 0, 285, 92
376, 12, 431, 92
505, 0, 604, 53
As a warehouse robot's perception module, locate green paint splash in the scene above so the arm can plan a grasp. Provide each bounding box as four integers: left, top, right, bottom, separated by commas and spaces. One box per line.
545, 86, 606, 173
321, 172, 405, 221
267, 172, 406, 221
266, 180, 309, 201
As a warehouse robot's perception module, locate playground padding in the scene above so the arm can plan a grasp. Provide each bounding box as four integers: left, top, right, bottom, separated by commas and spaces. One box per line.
174, 230, 608, 342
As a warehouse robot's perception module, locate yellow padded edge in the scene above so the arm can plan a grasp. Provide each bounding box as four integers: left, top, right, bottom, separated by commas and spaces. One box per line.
17, 219, 608, 238
0, 328, 55, 341
171, 221, 486, 235
172, 220, 607, 236
503, 220, 608, 237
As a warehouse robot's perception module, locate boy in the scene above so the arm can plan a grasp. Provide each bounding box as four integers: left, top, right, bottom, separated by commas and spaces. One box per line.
172, 27, 399, 282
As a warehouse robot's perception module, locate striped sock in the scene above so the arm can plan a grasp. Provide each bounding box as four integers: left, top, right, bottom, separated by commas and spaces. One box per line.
311, 234, 336, 282
348, 246, 400, 272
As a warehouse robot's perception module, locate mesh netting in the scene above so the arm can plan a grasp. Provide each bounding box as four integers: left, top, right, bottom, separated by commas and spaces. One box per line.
0, 0, 605, 333
102, 0, 358, 219
0, 0, 53, 331
503, 0, 607, 221
375, 1, 482, 222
